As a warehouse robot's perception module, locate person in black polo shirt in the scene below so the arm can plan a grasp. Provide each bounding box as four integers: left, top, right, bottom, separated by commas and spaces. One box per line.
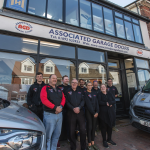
107, 78, 119, 132
92, 80, 101, 95
66, 79, 86, 150
27, 72, 45, 121
77, 79, 87, 94
58, 75, 71, 146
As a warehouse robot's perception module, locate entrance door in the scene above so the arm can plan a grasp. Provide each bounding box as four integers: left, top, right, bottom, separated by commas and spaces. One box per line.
108, 58, 126, 116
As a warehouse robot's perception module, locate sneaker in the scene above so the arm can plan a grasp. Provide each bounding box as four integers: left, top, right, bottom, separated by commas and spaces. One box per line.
103, 141, 109, 148
57, 141, 60, 148
112, 126, 119, 132
95, 131, 97, 136
88, 146, 94, 150
107, 140, 117, 146
92, 144, 99, 150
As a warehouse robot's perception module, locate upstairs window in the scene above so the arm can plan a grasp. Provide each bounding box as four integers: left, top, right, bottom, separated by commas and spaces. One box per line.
103, 7, 115, 36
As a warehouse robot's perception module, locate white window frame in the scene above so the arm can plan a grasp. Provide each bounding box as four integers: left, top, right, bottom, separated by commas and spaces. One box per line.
21, 58, 35, 73
79, 62, 89, 74
44, 60, 55, 74
21, 78, 33, 85
98, 65, 106, 74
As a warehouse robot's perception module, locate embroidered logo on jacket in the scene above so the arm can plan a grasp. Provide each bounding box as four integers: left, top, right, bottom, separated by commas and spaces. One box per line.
59, 87, 64, 91
33, 88, 37, 92
49, 89, 53, 92
58, 90, 61, 92
88, 94, 92, 98
113, 89, 115, 90
68, 91, 72, 95
93, 95, 96, 97
78, 92, 81, 94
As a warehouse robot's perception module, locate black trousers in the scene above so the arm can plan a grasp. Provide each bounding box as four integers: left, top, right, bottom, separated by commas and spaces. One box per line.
68, 110, 86, 150
100, 119, 112, 142
85, 109, 97, 143
63, 109, 70, 140
29, 105, 43, 121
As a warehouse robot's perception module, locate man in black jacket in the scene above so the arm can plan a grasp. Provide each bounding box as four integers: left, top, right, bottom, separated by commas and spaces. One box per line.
92, 80, 101, 95
107, 78, 119, 132
66, 79, 86, 150
58, 75, 71, 143
58, 75, 71, 96
77, 79, 87, 94
27, 72, 45, 121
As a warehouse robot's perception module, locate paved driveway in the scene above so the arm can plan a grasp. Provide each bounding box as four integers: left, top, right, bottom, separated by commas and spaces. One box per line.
58, 119, 150, 150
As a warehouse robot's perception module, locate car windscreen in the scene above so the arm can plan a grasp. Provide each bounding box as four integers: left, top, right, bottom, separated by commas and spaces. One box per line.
142, 80, 150, 93
0, 99, 10, 110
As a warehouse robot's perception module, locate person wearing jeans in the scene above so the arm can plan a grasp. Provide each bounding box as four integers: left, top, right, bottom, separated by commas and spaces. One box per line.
40, 74, 66, 150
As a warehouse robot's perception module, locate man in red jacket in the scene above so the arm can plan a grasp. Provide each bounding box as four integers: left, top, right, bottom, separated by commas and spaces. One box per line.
40, 74, 65, 150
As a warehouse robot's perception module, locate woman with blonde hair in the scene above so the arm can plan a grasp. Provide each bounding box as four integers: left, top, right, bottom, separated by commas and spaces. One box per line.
84, 82, 99, 150
97, 84, 116, 148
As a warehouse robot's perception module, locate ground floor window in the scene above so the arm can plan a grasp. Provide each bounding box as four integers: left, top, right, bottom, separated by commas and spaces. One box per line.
0, 52, 35, 105
39, 58, 76, 85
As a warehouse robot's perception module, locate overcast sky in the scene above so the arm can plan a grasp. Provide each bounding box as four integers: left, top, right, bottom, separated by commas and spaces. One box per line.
108, 0, 135, 7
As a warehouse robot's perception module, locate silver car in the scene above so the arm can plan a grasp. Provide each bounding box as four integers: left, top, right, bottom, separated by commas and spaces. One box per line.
129, 80, 150, 133
0, 98, 46, 150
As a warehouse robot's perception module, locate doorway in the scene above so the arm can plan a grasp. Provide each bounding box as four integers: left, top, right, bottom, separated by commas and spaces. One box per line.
107, 56, 130, 117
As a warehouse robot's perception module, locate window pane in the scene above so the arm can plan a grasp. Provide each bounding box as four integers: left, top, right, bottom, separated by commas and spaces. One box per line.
136, 58, 149, 69
79, 62, 106, 85
66, 0, 79, 26
109, 71, 122, 97
47, 0, 62, 22
124, 21, 134, 41
103, 7, 115, 36
115, 18, 125, 39
126, 69, 137, 100
108, 59, 120, 68
124, 59, 134, 69
6, 0, 27, 12
40, 58, 76, 85
133, 24, 142, 43
78, 48, 105, 62
132, 18, 139, 24
80, 0, 92, 30
124, 15, 131, 21
28, 0, 46, 17
92, 3, 104, 33
0, 52, 35, 106
138, 70, 150, 88
0, 34, 38, 53
40, 41, 75, 58
115, 12, 122, 18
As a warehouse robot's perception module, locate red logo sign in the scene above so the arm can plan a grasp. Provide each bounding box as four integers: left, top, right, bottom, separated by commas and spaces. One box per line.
137, 50, 143, 56
15, 22, 33, 33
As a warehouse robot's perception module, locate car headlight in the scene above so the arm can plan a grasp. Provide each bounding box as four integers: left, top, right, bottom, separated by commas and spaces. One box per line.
0, 129, 42, 150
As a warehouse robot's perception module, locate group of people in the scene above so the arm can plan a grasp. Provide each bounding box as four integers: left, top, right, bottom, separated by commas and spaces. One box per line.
27, 72, 119, 150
